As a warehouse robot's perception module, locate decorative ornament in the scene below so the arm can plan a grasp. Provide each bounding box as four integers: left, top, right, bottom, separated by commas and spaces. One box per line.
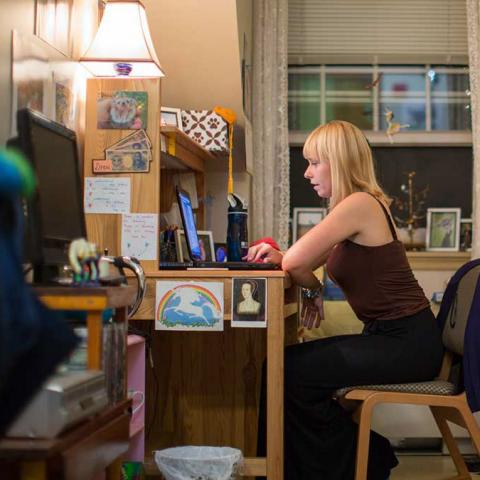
384, 107, 410, 143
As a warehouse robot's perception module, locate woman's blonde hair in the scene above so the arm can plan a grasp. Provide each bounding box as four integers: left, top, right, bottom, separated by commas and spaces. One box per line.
303, 120, 389, 208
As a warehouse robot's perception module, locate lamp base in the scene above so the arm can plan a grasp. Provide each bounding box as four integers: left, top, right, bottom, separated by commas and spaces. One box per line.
114, 62, 133, 76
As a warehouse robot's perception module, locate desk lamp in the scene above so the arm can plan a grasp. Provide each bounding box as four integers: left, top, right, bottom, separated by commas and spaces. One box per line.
80, 0, 165, 77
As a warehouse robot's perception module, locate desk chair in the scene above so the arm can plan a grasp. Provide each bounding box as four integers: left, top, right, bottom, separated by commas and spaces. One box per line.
335, 264, 480, 480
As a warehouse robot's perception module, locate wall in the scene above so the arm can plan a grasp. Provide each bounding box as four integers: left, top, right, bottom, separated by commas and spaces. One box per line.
0, 0, 97, 148
144, 0, 253, 243
0, 0, 35, 146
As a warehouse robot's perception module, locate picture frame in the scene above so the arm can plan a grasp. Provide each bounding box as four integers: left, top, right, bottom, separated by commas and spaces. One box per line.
426, 208, 461, 252
460, 218, 473, 252
292, 207, 328, 242
175, 229, 215, 262
161, 107, 183, 131
231, 278, 267, 328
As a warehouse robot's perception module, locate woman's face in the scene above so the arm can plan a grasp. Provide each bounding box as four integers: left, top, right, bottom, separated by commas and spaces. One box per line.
241, 283, 252, 299
304, 158, 332, 198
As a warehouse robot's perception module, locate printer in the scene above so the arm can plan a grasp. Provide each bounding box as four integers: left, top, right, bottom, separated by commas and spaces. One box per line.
7, 370, 108, 438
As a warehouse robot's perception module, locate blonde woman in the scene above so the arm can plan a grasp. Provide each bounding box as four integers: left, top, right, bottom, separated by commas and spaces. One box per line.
247, 121, 443, 479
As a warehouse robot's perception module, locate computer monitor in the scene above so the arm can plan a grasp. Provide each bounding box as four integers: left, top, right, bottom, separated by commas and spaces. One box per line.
8, 108, 86, 281
176, 186, 202, 261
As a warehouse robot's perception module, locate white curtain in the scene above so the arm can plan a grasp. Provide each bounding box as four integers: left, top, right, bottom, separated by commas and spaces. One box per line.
251, 0, 290, 249
467, 0, 480, 258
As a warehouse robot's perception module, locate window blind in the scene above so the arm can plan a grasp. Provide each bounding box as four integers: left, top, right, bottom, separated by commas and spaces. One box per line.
288, 0, 468, 65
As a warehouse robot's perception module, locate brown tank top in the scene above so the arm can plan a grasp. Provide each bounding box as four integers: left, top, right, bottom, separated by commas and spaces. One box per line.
326, 195, 430, 322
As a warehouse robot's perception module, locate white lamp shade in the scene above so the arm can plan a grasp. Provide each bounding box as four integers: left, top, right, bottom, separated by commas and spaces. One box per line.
80, 0, 164, 77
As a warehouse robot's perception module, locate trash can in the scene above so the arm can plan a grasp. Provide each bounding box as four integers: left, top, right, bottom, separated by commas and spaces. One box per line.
154, 446, 243, 480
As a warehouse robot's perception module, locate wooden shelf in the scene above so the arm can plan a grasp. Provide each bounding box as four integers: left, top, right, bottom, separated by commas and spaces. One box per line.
406, 251, 471, 271
161, 151, 202, 172
161, 126, 215, 167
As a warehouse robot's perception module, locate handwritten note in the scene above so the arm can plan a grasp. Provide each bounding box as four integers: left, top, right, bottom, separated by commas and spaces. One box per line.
121, 213, 158, 260
84, 177, 131, 214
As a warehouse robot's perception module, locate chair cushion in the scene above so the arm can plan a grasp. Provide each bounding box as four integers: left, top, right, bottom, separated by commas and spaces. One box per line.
334, 380, 457, 398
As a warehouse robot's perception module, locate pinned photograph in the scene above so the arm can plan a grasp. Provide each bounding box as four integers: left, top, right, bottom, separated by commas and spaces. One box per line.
292, 207, 327, 242
155, 281, 224, 331
97, 91, 148, 130
231, 278, 267, 328
426, 208, 461, 252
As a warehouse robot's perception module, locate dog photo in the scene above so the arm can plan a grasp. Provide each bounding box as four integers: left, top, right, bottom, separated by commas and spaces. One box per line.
97, 91, 148, 130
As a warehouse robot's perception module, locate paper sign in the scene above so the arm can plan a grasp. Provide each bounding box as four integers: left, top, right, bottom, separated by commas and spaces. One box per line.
84, 177, 131, 214
155, 281, 224, 331
121, 213, 158, 260
93, 159, 113, 173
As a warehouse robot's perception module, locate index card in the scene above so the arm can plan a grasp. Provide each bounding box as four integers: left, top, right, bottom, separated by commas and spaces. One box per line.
84, 177, 131, 214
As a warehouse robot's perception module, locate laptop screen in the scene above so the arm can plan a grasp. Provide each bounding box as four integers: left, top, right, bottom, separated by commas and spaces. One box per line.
176, 187, 202, 261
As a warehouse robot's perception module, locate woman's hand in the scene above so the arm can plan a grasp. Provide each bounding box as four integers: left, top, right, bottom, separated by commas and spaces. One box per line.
244, 242, 283, 265
300, 294, 324, 329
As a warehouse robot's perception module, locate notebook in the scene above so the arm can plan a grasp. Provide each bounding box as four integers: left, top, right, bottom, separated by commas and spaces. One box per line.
159, 187, 279, 270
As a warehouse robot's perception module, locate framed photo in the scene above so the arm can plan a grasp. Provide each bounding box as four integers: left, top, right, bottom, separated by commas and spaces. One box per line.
161, 107, 183, 131
175, 229, 214, 262
231, 278, 267, 328
292, 207, 327, 242
426, 208, 461, 252
460, 218, 473, 252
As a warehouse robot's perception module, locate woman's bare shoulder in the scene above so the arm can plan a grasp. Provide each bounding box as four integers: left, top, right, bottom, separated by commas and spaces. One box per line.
336, 192, 377, 213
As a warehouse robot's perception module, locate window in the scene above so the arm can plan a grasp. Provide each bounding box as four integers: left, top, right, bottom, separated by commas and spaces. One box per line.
288, 65, 471, 133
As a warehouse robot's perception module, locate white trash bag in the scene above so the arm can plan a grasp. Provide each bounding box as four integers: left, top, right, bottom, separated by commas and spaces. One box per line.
154, 446, 243, 480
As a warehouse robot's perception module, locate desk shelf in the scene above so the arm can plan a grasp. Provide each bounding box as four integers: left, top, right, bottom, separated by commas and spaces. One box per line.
161, 126, 215, 166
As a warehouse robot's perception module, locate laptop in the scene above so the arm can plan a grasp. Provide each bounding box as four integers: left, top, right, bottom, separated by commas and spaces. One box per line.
159, 187, 279, 270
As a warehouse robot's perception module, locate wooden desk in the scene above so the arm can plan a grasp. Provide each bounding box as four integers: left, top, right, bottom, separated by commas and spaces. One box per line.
0, 400, 131, 480
35, 285, 137, 370
0, 286, 137, 480
132, 269, 297, 480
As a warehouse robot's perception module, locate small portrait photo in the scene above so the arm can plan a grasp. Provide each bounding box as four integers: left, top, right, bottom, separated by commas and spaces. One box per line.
460, 218, 473, 252
426, 208, 461, 252
97, 91, 148, 130
175, 230, 214, 262
231, 278, 267, 328
161, 107, 183, 131
292, 207, 327, 242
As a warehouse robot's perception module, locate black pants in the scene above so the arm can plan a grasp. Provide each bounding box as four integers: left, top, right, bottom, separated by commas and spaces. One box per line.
258, 308, 444, 480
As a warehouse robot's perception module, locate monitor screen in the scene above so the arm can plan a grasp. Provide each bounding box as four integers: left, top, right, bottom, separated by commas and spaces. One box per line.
13, 108, 86, 267
176, 187, 202, 261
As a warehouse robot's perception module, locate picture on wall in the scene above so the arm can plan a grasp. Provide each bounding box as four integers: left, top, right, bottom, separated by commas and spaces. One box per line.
155, 281, 224, 331
292, 207, 327, 242
460, 218, 473, 251
231, 278, 267, 328
11, 30, 86, 135
175, 230, 214, 262
97, 91, 148, 130
426, 208, 461, 252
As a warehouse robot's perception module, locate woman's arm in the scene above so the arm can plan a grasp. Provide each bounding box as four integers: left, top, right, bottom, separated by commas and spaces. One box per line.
282, 193, 369, 287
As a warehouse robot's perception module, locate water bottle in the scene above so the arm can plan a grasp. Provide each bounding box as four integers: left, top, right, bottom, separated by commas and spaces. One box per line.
227, 193, 248, 261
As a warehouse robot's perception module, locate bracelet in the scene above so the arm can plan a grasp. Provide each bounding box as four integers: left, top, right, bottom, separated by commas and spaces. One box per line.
301, 285, 323, 300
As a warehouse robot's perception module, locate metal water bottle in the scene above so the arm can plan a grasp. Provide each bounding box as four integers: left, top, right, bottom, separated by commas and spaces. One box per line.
227, 193, 248, 261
